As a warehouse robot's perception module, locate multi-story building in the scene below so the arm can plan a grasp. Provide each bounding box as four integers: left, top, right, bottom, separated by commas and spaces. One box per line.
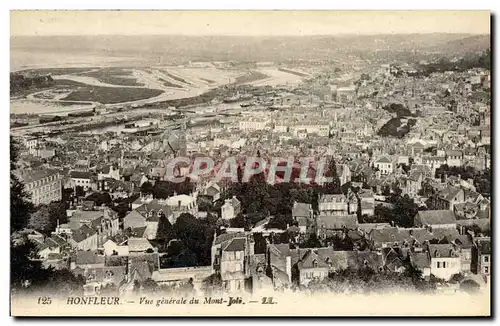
473, 237, 491, 281
318, 194, 348, 216
427, 244, 461, 281
19, 169, 62, 205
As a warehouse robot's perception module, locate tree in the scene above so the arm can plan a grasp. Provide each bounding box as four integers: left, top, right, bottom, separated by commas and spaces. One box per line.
299, 233, 322, 248
323, 157, 342, 194
140, 181, 154, 196
28, 201, 68, 235
11, 238, 85, 295
156, 212, 173, 241
389, 194, 418, 227
172, 213, 215, 266
11, 137, 35, 233
382, 185, 391, 196
85, 192, 112, 207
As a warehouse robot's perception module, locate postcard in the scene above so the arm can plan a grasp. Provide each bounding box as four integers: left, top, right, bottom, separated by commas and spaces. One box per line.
10, 10, 491, 317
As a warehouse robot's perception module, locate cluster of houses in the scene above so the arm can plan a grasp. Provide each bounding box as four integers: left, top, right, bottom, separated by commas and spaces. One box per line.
13, 59, 490, 296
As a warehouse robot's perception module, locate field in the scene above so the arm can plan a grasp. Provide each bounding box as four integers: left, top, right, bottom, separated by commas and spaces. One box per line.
61, 84, 164, 104
80, 68, 145, 86
159, 78, 184, 89
233, 71, 269, 85
18, 67, 96, 76
161, 70, 192, 86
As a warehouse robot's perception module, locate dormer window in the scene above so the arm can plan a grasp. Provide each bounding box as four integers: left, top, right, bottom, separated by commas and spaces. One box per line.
312, 259, 318, 268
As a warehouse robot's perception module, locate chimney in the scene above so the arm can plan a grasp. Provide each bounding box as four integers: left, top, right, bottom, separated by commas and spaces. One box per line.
286, 256, 292, 283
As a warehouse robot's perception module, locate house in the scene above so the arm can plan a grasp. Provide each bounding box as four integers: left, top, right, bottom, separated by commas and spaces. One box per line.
446, 150, 463, 167
318, 194, 348, 216
69, 171, 95, 191
435, 187, 465, 210
18, 169, 62, 205
123, 200, 173, 240
292, 202, 313, 234
165, 194, 199, 223
127, 237, 154, 255
373, 156, 395, 175
30, 234, 67, 259
60, 208, 119, 248
358, 189, 375, 216
381, 247, 406, 273
295, 249, 329, 286
452, 235, 474, 273
69, 224, 99, 251
201, 182, 221, 203
472, 237, 491, 281
402, 170, 424, 197
98, 165, 121, 181
427, 244, 461, 281
414, 210, 457, 230
70, 250, 105, 270
74, 265, 127, 296
316, 215, 358, 239
151, 266, 212, 291
346, 188, 359, 215
221, 196, 241, 220
220, 238, 249, 292
267, 243, 293, 287
103, 237, 129, 256
409, 252, 431, 278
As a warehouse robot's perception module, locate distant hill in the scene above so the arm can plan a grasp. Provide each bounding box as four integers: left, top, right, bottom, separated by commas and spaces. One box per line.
10, 34, 490, 66
423, 34, 490, 55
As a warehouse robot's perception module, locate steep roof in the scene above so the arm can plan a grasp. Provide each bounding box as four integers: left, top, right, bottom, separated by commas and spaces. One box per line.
317, 214, 358, 230
128, 237, 153, 252
427, 244, 457, 258
223, 238, 246, 252
297, 249, 329, 270
70, 170, 93, 179
417, 210, 457, 226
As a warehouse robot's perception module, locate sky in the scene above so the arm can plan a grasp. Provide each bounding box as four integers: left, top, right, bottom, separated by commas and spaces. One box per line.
11, 10, 490, 37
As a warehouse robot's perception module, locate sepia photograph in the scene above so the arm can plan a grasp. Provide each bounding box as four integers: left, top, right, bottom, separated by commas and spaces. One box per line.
9, 10, 491, 317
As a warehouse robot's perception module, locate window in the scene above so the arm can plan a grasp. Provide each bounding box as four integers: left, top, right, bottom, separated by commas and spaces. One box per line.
437, 262, 441, 268
442, 262, 446, 268
484, 267, 489, 274
484, 256, 489, 263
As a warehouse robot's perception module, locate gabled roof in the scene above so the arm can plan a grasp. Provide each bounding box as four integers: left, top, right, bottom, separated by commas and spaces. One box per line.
375, 156, 392, 164
128, 237, 153, 252
223, 238, 246, 252
417, 210, 457, 226
70, 170, 93, 179
297, 249, 329, 269
410, 252, 430, 269
74, 250, 105, 265
428, 244, 456, 258
317, 215, 358, 230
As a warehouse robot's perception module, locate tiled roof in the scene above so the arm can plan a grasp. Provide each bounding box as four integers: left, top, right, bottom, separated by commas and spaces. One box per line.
223, 238, 246, 252
417, 210, 457, 226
